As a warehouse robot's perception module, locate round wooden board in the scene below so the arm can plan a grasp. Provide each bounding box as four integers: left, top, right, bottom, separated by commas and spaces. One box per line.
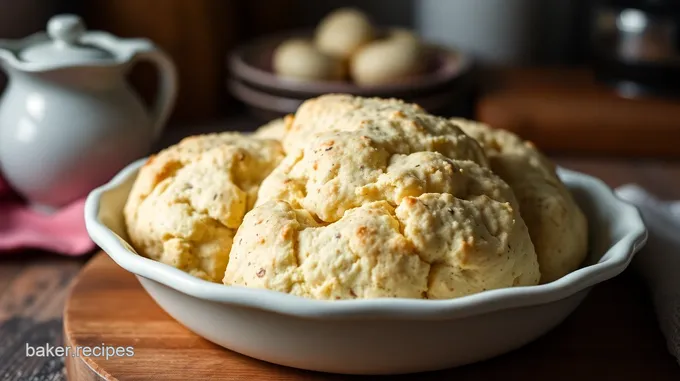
64, 252, 679, 380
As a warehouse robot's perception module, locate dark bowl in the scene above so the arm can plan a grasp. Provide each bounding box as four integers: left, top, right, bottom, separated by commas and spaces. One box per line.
228, 76, 475, 122
227, 30, 472, 99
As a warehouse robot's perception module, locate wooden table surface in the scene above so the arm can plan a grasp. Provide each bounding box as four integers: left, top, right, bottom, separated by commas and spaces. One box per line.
1, 120, 680, 380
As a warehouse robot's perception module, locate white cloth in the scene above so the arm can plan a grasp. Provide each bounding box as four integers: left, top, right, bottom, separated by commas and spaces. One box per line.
616, 184, 680, 362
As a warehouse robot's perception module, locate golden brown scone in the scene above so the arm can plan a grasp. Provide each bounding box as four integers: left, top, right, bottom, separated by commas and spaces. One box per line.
281, 94, 488, 167
124, 133, 285, 282
230, 127, 540, 299
226, 195, 538, 299
259, 129, 506, 223
396, 193, 539, 298
225, 200, 430, 299
451, 118, 588, 283
252, 115, 293, 142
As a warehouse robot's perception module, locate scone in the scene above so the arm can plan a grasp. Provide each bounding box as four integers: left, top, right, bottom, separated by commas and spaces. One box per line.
259, 129, 492, 222
252, 116, 292, 142
124, 133, 285, 282
225, 129, 540, 299
281, 94, 488, 166
451, 119, 588, 283
225, 200, 430, 299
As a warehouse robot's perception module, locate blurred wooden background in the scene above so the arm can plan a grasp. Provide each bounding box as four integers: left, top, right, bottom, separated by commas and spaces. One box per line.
0, 0, 678, 157
75, 0, 416, 124
0, 0, 589, 123
80, 0, 297, 123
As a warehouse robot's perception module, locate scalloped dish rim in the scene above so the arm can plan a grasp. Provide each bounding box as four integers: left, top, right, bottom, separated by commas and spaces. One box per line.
85, 158, 647, 320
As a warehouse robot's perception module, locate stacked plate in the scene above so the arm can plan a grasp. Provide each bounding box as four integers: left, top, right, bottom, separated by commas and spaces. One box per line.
227, 31, 474, 121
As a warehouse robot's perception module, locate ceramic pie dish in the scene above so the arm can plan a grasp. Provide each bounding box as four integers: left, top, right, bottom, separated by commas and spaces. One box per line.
84, 158, 647, 375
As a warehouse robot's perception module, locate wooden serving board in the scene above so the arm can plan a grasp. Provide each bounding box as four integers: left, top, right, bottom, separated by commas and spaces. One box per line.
64, 252, 680, 380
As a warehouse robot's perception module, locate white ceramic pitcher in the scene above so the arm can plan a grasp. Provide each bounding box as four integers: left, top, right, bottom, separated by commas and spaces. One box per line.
0, 14, 177, 212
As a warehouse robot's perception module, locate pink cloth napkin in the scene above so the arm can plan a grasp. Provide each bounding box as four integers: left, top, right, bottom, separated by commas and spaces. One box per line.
0, 174, 95, 255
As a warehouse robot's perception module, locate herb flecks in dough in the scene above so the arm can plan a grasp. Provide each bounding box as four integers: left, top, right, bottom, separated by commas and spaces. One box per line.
226, 95, 540, 299
124, 133, 285, 283
452, 119, 588, 283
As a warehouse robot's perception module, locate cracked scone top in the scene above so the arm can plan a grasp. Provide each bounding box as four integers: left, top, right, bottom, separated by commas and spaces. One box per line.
280, 94, 488, 166
225, 127, 540, 299
451, 118, 588, 283
123, 133, 285, 282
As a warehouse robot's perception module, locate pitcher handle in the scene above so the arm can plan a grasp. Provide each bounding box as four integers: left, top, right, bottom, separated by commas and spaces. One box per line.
134, 48, 178, 141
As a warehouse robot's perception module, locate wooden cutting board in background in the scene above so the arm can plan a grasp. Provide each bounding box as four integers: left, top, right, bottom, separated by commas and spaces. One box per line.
476, 68, 680, 157
80, 0, 297, 125
81, 0, 239, 124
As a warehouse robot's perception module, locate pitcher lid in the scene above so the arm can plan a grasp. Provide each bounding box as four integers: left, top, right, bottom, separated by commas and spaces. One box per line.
19, 15, 115, 64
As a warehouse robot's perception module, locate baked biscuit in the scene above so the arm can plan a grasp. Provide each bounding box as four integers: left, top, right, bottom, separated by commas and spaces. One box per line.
225, 200, 430, 299
396, 193, 539, 298
227, 195, 538, 299
258, 129, 511, 223
124, 133, 285, 282
452, 119, 588, 283
252, 116, 292, 142
230, 128, 540, 299
281, 94, 488, 166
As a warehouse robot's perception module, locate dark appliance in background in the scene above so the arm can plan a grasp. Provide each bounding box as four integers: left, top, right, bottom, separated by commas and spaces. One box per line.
476, 0, 680, 158
590, 0, 680, 98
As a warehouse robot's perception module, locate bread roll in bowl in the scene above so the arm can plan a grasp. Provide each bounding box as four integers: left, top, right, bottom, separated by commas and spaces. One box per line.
350, 30, 426, 86
273, 39, 345, 81
314, 8, 375, 60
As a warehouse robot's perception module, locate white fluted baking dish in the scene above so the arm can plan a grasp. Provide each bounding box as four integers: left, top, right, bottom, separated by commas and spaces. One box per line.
85, 158, 647, 375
